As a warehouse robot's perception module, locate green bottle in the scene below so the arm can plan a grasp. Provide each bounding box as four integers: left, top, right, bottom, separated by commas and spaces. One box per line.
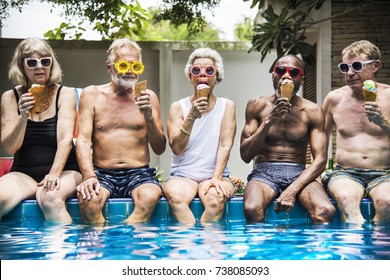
327, 157, 334, 171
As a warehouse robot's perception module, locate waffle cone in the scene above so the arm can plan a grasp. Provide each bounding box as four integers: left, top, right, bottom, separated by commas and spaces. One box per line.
280, 83, 294, 102
134, 80, 147, 99
362, 88, 377, 102
28, 84, 46, 116
196, 87, 210, 99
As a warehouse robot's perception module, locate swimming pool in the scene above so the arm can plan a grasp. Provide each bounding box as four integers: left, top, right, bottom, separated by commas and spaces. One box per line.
0, 198, 389, 260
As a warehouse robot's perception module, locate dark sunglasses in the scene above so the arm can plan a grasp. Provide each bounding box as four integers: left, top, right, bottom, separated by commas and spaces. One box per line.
24, 57, 52, 69
190, 65, 216, 77
273, 65, 303, 77
337, 60, 375, 74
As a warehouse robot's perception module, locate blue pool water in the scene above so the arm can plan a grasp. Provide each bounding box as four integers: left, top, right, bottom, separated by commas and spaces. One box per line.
1, 218, 389, 260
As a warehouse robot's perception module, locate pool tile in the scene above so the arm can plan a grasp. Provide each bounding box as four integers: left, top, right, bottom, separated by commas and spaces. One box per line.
107, 201, 128, 218
227, 198, 245, 222
152, 199, 169, 221
23, 201, 44, 219
190, 199, 205, 219
66, 201, 81, 217
285, 203, 309, 221
266, 202, 289, 222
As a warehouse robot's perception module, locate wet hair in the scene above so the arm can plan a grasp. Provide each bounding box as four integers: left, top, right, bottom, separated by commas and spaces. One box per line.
107, 38, 142, 62
274, 54, 305, 74
184, 47, 224, 82
342, 40, 381, 60
8, 37, 62, 87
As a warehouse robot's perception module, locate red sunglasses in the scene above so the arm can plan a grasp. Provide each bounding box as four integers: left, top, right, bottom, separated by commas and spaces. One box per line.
273, 65, 303, 77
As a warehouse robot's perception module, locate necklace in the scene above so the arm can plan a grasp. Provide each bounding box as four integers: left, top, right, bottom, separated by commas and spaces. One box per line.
31, 85, 56, 117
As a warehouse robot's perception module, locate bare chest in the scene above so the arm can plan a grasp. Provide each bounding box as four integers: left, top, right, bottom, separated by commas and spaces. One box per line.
94, 97, 145, 131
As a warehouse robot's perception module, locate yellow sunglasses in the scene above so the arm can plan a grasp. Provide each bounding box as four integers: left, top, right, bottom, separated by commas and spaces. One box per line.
112, 59, 145, 75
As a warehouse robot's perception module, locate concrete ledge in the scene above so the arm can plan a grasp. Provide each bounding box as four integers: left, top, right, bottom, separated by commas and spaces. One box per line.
2, 197, 375, 223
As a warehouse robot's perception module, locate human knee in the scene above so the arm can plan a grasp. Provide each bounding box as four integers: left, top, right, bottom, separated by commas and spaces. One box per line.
39, 191, 65, 211
203, 194, 225, 213
374, 196, 390, 214
310, 203, 336, 223
244, 202, 265, 222
135, 187, 161, 207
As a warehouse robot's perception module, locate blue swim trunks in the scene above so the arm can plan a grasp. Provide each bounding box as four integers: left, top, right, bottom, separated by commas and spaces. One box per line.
247, 162, 305, 196
322, 166, 390, 196
94, 166, 161, 198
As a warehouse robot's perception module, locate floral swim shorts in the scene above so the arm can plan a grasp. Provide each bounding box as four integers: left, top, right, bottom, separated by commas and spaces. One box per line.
322, 166, 390, 196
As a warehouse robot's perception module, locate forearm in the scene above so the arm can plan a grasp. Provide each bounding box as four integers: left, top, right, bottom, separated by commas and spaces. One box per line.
2, 115, 28, 154
212, 146, 232, 179
49, 138, 73, 176
287, 157, 326, 195
169, 115, 197, 155
145, 116, 166, 155
76, 140, 95, 179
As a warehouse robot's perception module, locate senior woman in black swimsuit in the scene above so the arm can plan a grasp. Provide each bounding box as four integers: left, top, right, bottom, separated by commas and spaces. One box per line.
0, 37, 81, 223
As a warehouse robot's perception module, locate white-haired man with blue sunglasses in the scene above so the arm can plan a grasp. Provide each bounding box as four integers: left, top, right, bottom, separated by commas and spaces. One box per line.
323, 40, 390, 224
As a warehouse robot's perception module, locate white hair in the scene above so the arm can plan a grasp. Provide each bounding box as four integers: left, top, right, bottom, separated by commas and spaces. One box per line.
184, 47, 224, 82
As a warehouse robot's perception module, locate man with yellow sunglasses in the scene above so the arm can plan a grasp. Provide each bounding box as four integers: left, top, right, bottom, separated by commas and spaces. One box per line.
75, 38, 166, 224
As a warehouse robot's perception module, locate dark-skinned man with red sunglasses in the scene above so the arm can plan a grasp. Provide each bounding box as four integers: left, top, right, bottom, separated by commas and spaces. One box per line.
240, 54, 335, 223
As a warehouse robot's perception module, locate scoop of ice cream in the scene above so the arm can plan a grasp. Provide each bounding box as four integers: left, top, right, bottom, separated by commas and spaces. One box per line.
196, 84, 210, 99
363, 80, 376, 92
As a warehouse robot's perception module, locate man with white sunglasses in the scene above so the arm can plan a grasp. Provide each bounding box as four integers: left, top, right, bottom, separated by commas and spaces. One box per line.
323, 40, 390, 224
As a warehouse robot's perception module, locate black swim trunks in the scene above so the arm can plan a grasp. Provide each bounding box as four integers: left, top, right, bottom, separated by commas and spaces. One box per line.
94, 166, 161, 198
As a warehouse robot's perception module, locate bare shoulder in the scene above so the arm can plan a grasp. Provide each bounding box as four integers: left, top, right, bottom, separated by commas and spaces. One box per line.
80, 84, 108, 101
169, 100, 182, 113
58, 85, 76, 98
223, 97, 236, 109
246, 95, 271, 111
324, 86, 349, 104
377, 82, 390, 92
302, 97, 322, 112
1, 88, 17, 102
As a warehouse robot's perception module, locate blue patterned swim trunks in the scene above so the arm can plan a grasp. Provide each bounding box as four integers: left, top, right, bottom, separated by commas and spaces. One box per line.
247, 162, 305, 196
94, 166, 161, 198
322, 165, 390, 196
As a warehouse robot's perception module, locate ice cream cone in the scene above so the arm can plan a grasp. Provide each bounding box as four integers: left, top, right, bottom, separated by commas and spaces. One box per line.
280, 82, 294, 102
362, 80, 377, 102
196, 84, 210, 99
362, 88, 377, 102
28, 84, 46, 117
134, 80, 147, 99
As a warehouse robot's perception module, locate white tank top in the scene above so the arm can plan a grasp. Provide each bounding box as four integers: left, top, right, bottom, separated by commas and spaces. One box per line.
170, 97, 230, 181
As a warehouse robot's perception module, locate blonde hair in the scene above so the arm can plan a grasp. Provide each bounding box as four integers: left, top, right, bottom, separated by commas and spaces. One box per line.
107, 38, 142, 62
342, 40, 381, 60
184, 48, 224, 83
8, 37, 62, 87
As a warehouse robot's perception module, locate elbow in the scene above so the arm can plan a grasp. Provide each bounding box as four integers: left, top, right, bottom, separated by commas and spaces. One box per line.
3, 146, 17, 155
240, 148, 251, 164
312, 156, 327, 172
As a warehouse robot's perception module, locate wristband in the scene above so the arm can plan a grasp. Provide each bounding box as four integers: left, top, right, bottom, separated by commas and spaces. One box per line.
180, 126, 191, 136
84, 175, 97, 182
